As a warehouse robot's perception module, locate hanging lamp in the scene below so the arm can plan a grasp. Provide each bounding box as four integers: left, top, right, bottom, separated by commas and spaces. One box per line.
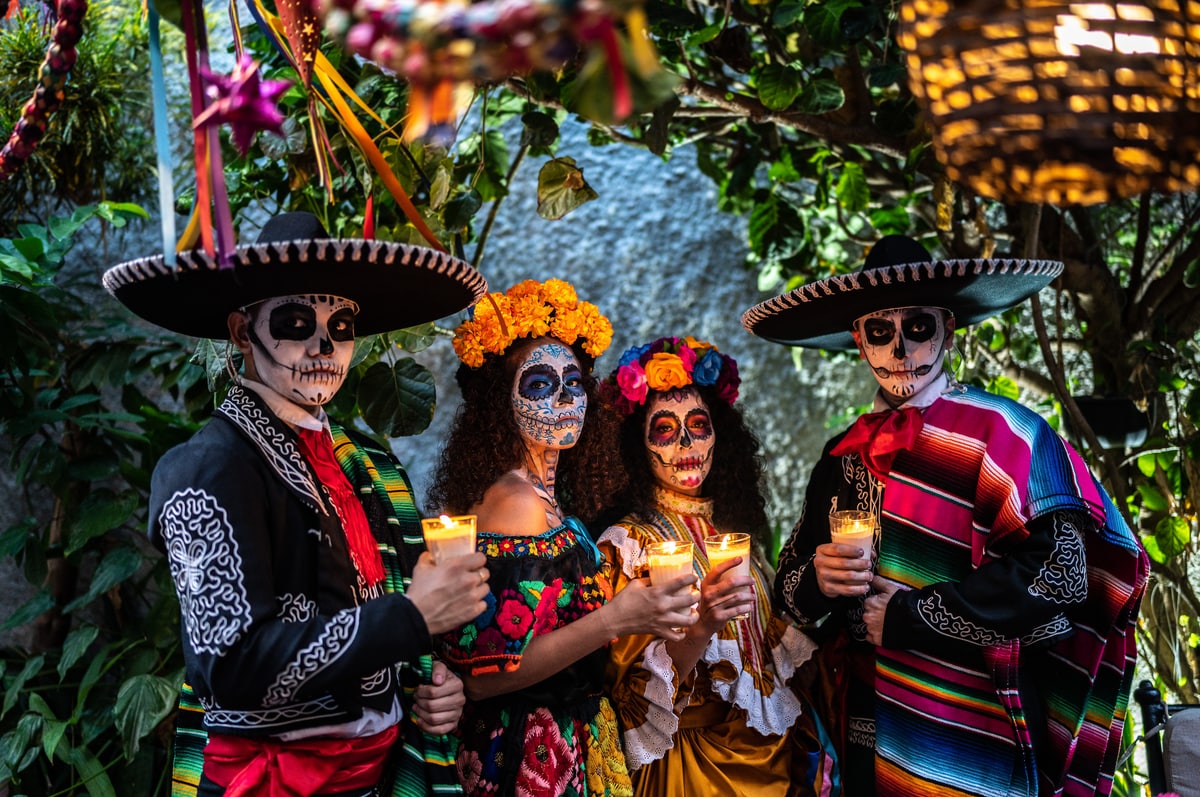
897, 0, 1200, 205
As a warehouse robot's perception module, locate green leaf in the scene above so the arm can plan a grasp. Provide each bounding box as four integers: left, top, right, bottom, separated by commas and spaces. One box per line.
804, 0, 861, 47
773, 0, 806, 27
114, 674, 177, 760
2, 655, 45, 719
755, 64, 803, 111
66, 490, 139, 556
1, 589, 55, 633
536, 157, 599, 221
835, 162, 870, 213
62, 743, 117, 797
58, 624, 101, 682
1136, 452, 1159, 477
520, 111, 560, 154
985, 376, 1020, 401
1137, 483, 1169, 513
797, 76, 846, 115
443, 189, 483, 232
685, 22, 723, 47
1152, 515, 1190, 560
869, 205, 912, 236
357, 358, 437, 438
0, 519, 37, 558
42, 718, 70, 763
62, 547, 143, 614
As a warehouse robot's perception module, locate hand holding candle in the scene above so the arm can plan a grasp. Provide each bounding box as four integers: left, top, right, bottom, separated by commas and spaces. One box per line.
421, 514, 478, 564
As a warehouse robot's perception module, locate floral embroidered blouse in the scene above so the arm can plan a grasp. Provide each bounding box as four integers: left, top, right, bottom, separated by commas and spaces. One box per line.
439, 516, 633, 797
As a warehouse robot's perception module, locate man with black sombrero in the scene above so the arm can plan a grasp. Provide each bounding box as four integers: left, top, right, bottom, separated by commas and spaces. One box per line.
104, 212, 492, 797
742, 236, 1148, 797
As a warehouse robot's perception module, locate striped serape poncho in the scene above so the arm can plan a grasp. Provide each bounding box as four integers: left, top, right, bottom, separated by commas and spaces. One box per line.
777, 384, 1148, 797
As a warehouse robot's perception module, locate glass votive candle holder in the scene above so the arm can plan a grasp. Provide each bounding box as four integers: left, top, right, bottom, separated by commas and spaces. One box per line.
828, 509, 876, 555
705, 532, 752, 620
420, 514, 477, 564
645, 540, 695, 586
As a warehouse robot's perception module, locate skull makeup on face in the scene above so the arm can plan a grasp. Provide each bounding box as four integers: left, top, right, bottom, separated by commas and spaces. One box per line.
644, 387, 715, 496
511, 341, 587, 449
853, 305, 953, 403
244, 294, 358, 407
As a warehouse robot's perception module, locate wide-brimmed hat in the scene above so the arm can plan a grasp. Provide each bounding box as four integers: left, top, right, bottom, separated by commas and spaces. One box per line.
741, 235, 1063, 350
103, 212, 487, 339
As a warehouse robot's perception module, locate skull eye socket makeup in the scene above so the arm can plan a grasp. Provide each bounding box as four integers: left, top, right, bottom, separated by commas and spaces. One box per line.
684, 409, 713, 440
518, 364, 561, 400
268, 303, 317, 341
648, 411, 681, 446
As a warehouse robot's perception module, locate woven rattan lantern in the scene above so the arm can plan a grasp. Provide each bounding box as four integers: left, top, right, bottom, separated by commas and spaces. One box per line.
897, 0, 1200, 205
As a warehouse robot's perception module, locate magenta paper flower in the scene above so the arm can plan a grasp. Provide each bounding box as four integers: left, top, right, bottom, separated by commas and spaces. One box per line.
194, 55, 291, 156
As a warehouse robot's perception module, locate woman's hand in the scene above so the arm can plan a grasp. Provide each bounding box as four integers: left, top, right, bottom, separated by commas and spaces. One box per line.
606, 574, 699, 641
688, 557, 754, 641
812, 541, 873, 598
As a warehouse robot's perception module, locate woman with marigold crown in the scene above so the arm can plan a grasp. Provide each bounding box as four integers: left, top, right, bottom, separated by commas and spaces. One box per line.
427, 280, 700, 797
596, 337, 819, 797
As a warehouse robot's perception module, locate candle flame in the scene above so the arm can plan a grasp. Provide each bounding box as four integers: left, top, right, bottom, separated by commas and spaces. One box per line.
439, 514, 453, 528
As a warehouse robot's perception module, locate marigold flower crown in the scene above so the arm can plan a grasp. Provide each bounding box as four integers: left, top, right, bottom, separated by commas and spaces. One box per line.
452, 279, 613, 369
605, 336, 740, 417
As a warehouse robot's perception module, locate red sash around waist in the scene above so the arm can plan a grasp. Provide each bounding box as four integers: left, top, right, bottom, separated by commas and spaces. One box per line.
203, 724, 398, 797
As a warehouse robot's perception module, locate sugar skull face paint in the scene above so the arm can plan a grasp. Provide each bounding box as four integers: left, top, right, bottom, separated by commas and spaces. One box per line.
644, 387, 714, 495
511, 341, 587, 449
853, 305, 953, 403
244, 294, 357, 407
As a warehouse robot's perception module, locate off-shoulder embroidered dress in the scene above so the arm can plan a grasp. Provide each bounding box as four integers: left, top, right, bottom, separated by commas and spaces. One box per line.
598, 488, 816, 797
440, 516, 633, 797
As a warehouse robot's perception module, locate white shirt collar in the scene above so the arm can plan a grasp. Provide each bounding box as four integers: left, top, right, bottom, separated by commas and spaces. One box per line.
240, 378, 330, 434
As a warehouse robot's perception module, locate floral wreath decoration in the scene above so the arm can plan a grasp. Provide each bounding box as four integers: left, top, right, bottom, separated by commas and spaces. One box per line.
452, 278, 613, 369
605, 336, 740, 417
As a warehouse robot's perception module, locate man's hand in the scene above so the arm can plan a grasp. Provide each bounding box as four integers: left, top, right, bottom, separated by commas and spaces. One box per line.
812, 541, 874, 598
407, 551, 489, 635
863, 576, 907, 646
412, 660, 466, 736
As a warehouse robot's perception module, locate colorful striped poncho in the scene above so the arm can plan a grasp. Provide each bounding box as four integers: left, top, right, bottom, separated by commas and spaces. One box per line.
778, 385, 1148, 797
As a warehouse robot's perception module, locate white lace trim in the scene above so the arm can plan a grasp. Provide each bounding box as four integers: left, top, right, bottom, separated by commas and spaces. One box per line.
598, 524, 647, 579
700, 621, 815, 736
620, 639, 681, 770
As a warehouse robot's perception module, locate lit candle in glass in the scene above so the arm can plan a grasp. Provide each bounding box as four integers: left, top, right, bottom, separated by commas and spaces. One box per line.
645, 540, 695, 586
420, 514, 477, 564
828, 509, 876, 555
705, 532, 752, 620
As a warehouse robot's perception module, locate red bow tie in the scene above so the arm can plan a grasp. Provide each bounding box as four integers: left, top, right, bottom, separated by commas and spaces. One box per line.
829, 406, 925, 481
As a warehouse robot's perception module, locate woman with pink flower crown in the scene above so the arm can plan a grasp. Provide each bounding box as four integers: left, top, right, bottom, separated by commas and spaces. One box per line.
597, 337, 819, 797
427, 282, 700, 797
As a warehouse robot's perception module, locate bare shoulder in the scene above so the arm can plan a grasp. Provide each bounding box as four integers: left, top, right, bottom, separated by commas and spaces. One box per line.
473, 472, 552, 535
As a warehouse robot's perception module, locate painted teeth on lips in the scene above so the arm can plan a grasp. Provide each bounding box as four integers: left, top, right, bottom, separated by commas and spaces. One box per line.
673, 457, 702, 470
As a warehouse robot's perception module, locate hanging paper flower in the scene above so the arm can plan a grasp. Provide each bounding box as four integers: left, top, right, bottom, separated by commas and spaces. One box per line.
194, 54, 291, 156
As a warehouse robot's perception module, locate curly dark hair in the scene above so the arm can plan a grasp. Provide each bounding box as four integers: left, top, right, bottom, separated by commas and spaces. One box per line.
427, 337, 628, 527
616, 385, 771, 551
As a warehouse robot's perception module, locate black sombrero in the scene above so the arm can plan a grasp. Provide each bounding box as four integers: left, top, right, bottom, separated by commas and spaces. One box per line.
103, 212, 488, 339
741, 235, 1063, 351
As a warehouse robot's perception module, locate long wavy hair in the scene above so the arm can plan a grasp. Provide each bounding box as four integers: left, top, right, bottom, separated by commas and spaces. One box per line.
427, 336, 627, 527
617, 384, 771, 551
